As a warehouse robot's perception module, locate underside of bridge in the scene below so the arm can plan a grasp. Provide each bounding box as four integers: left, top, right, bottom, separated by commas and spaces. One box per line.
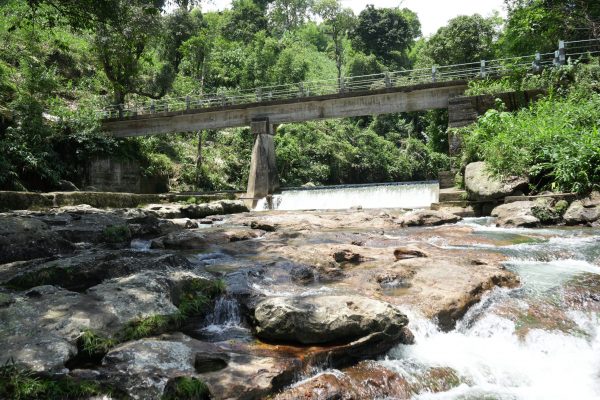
101, 81, 471, 202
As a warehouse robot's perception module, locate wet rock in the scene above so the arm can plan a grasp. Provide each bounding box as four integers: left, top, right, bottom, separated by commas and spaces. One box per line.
0, 285, 116, 372
394, 246, 429, 260
2, 251, 194, 292
250, 220, 277, 232
142, 204, 185, 219
332, 249, 363, 264
199, 219, 213, 225
376, 272, 412, 289
491, 201, 539, 227
397, 209, 461, 227
0, 215, 75, 264
564, 192, 600, 225
253, 295, 408, 345
464, 161, 528, 201
170, 218, 200, 229
289, 264, 316, 285
274, 361, 412, 400
151, 231, 210, 250
183, 200, 249, 219
101, 334, 299, 400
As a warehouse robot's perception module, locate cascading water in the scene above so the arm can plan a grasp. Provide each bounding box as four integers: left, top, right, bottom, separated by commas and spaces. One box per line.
378, 219, 600, 400
253, 181, 439, 211
197, 295, 250, 342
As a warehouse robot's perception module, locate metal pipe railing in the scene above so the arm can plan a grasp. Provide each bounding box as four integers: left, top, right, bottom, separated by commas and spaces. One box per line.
97, 38, 600, 119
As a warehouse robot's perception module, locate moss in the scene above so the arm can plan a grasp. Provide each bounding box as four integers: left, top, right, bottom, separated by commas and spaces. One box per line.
0, 362, 125, 400
184, 197, 198, 205
554, 199, 569, 216
162, 376, 210, 400
102, 225, 132, 243
72, 279, 226, 357
119, 314, 182, 342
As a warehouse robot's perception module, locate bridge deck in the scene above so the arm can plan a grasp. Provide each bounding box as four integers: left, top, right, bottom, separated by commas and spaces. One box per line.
102, 80, 468, 137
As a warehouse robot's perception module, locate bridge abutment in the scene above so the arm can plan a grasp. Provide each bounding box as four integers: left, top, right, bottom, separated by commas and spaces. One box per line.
246, 119, 279, 207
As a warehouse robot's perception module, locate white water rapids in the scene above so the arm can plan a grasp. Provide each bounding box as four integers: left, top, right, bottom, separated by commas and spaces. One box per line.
381, 220, 600, 400
253, 181, 439, 211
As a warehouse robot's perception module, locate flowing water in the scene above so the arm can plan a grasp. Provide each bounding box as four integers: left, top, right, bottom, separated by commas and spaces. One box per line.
254, 181, 439, 211
380, 219, 600, 400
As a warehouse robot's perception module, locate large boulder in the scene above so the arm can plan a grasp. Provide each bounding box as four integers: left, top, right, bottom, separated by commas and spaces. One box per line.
491, 201, 539, 228
253, 295, 408, 345
464, 161, 528, 201
397, 209, 461, 227
0, 215, 75, 264
564, 192, 600, 225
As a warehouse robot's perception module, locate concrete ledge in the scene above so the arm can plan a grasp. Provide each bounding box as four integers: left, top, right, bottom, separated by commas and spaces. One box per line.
0, 191, 237, 211
504, 193, 577, 204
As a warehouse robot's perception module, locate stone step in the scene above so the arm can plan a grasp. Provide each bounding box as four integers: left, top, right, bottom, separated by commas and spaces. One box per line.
439, 188, 467, 202
431, 202, 476, 218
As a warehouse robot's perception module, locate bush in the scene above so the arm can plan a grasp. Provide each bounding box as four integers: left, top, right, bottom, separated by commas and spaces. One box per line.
461, 91, 600, 194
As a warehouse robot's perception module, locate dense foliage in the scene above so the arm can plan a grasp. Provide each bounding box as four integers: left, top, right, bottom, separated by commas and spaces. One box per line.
0, 0, 598, 192
461, 62, 600, 193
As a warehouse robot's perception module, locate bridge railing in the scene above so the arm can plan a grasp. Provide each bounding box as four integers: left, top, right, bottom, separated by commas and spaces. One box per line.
98, 38, 600, 120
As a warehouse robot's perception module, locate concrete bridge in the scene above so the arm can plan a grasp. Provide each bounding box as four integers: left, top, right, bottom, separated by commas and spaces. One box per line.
98, 39, 595, 202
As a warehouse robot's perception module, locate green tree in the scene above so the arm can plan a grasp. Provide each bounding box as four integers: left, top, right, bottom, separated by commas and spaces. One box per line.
416, 14, 500, 67
350, 5, 421, 68
269, 0, 314, 34
313, 0, 355, 81
93, 0, 169, 105
223, 0, 269, 42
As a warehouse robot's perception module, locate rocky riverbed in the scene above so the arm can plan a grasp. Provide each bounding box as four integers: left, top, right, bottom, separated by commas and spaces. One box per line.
1, 198, 598, 399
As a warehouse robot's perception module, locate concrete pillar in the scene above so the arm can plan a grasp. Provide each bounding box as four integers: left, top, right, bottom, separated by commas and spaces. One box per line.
246, 119, 279, 204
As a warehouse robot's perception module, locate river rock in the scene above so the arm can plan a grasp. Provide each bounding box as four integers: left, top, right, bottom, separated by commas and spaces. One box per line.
491, 201, 539, 227
2, 251, 195, 292
397, 209, 461, 227
394, 246, 429, 260
0, 285, 116, 372
273, 361, 412, 400
564, 192, 600, 225
0, 215, 75, 264
253, 295, 408, 345
183, 200, 249, 219
143, 204, 185, 219
464, 161, 528, 201
101, 334, 299, 400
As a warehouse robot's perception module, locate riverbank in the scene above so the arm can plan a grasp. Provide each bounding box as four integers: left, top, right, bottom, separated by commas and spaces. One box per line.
1, 200, 599, 399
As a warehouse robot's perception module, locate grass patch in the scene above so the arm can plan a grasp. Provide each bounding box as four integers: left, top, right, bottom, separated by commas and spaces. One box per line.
0, 361, 125, 400
102, 225, 132, 244
162, 376, 210, 400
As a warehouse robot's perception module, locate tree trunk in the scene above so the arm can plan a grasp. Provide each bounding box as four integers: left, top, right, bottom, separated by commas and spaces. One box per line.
196, 130, 203, 190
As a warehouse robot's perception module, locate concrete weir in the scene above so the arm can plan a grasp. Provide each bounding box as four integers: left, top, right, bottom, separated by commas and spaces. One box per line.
246, 119, 279, 203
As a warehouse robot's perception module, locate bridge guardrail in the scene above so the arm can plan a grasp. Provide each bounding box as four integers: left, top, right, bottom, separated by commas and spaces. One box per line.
98, 38, 600, 120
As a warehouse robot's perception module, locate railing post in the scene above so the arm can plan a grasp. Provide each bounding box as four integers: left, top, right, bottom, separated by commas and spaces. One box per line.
558, 40, 566, 65
256, 88, 262, 102
553, 50, 560, 66
480, 60, 487, 78
118, 105, 123, 119
534, 52, 541, 72
299, 82, 305, 97
150, 100, 155, 114
221, 96, 226, 106
164, 100, 169, 112
186, 96, 190, 110
384, 72, 391, 88
432, 66, 437, 83
339, 77, 346, 93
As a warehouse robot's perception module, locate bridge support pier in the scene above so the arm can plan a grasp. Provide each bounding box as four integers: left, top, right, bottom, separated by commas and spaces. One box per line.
245, 119, 279, 208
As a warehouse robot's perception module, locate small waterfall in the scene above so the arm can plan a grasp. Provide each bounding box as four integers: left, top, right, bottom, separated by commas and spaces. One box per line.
254, 181, 439, 211
205, 296, 242, 326
197, 296, 250, 342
